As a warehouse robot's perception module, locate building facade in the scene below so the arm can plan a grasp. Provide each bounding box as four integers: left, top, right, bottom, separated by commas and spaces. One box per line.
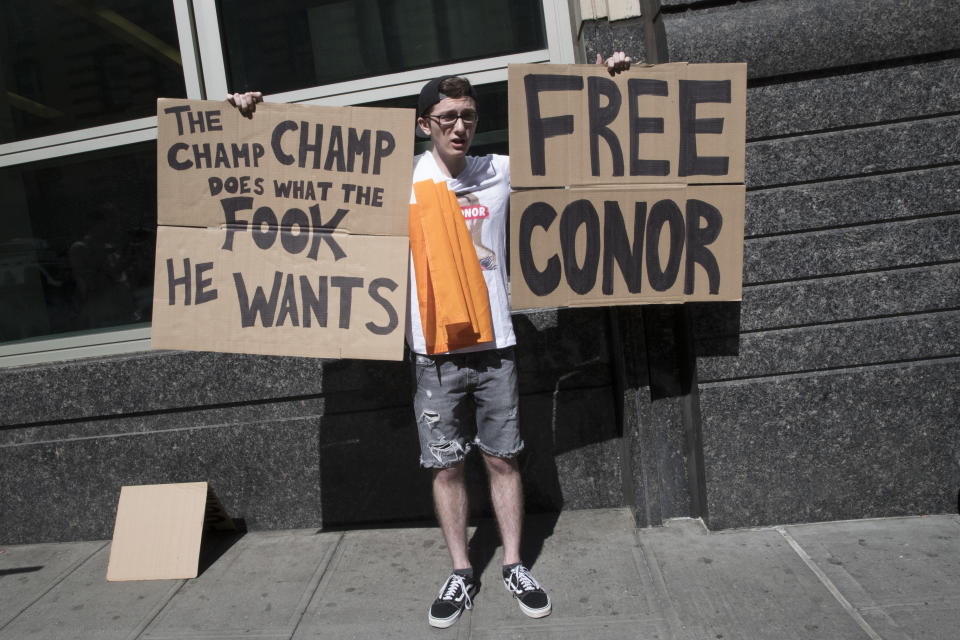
2, 0, 958, 543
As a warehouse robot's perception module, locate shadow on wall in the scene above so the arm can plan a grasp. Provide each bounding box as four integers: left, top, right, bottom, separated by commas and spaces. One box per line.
317, 307, 621, 528
689, 301, 743, 360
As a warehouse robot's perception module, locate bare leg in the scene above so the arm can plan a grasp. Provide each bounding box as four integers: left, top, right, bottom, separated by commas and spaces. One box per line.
483, 453, 523, 565
433, 462, 471, 570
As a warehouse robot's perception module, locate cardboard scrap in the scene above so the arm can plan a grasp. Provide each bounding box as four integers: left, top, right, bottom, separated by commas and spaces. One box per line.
106, 482, 234, 582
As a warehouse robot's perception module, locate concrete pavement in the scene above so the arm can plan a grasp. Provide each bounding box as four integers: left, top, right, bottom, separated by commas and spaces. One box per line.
1, 508, 958, 639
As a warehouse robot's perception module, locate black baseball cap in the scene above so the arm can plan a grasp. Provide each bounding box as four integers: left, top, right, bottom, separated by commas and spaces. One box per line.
415, 75, 479, 139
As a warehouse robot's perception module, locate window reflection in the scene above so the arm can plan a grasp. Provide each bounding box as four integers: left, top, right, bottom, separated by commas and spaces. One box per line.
220, 0, 546, 94
0, 1, 185, 143
0, 143, 156, 342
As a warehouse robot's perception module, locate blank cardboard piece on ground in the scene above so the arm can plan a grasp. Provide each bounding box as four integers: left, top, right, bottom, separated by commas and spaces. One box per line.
106, 482, 232, 581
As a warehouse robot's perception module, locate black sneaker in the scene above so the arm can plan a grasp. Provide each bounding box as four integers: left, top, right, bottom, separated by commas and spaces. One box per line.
503, 564, 551, 618
428, 573, 477, 628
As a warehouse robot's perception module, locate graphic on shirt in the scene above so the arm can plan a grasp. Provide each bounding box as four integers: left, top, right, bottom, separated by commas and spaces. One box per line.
458, 191, 497, 271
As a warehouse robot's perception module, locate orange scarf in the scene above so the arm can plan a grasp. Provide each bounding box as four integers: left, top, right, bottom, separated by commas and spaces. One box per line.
409, 179, 494, 354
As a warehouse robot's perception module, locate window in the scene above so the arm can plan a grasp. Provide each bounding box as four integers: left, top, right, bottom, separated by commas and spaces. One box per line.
0, 0, 574, 366
219, 0, 546, 94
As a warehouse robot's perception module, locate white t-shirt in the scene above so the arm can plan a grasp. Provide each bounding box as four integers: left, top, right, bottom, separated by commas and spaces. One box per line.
406, 151, 516, 355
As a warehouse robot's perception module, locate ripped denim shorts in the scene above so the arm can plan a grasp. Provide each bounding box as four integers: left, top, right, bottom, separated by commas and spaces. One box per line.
412, 346, 523, 469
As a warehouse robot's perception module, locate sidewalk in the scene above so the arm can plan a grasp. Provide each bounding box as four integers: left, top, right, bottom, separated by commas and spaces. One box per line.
1, 508, 957, 639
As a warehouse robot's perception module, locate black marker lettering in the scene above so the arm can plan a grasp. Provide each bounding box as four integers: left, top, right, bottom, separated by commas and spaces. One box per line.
602, 200, 645, 294
331, 276, 363, 329
366, 277, 399, 335
524, 74, 584, 176
628, 78, 669, 176
684, 199, 723, 294
645, 199, 684, 291
234, 271, 282, 328
518, 201, 561, 296
678, 79, 731, 177
587, 76, 624, 177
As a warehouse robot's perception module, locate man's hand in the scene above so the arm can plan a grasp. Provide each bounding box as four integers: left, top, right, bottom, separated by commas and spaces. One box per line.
596, 51, 632, 75
227, 91, 263, 118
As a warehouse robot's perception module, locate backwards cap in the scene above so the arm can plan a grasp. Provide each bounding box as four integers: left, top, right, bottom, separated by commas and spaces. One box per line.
415, 75, 479, 139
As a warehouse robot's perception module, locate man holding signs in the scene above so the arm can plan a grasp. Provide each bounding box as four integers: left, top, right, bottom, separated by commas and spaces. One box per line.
227, 50, 631, 629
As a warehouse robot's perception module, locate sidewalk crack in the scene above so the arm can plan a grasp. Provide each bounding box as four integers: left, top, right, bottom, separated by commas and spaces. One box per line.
775, 526, 886, 640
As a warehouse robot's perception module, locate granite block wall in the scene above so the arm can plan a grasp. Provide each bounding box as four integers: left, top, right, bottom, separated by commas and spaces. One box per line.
598, 0, 960, 529
0, 308, 624, 544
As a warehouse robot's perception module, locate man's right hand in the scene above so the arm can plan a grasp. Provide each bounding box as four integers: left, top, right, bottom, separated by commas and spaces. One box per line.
227, 91, 263, 118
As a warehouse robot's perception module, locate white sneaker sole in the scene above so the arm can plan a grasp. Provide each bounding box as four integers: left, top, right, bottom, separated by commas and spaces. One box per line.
428, 612, 461, 629
517, 599, 552, 618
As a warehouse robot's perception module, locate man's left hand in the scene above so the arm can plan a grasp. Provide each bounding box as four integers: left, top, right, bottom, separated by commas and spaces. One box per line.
597, 51, 632, 75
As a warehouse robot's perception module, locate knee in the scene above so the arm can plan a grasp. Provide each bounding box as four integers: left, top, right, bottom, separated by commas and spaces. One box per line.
434, 461, 466, 485
482, 453, 518, 476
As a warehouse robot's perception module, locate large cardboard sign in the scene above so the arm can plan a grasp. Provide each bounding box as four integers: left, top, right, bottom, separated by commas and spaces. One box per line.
509, 63, 746, 188
508, 63, 746, 310
153, 99, 414, 360
509, 185, 744, 309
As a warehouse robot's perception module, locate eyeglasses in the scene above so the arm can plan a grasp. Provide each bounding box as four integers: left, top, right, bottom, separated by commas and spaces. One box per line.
424, 110, 478, 128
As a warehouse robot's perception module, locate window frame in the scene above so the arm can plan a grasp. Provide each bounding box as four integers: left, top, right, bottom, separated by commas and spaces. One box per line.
0, 0, 575, 368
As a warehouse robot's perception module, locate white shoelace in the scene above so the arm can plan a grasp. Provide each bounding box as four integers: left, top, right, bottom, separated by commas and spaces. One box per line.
438, 574, 473, 609
506, 565, 541, 594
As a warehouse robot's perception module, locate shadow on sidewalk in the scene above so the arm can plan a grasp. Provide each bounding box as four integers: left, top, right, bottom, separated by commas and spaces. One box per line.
196, 519, 247, 577
467, 511, 560, 579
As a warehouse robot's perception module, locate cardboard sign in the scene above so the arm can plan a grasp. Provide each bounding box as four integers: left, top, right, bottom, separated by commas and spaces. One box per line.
509, 63, 746, 188
106, 482, 234, 581
153, 99, 414, 360
508, 62, 746, 310
509, 185, 744, 309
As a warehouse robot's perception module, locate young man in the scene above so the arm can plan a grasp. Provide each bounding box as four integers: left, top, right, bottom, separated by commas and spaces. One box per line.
227, 51, 631, 629
407, 52, 630, 629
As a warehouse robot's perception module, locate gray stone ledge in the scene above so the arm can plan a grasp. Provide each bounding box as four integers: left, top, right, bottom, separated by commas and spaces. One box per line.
719, 264, 959, 334
0, 397, 325, 447
0, 416, 321, 545
745, 166, 960, 237
696, 310, 960, 382
748, 59, 960, 140
699, 359, 960, 528
1, 308, 611, 428
746, 116, 960, 188
0, 351, 332, 428
664, 0, 960, 79
744, 215, 960, 285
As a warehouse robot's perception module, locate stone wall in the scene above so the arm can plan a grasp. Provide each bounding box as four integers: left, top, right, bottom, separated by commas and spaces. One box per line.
581, 0, 960, 528
0, 308, 624, 544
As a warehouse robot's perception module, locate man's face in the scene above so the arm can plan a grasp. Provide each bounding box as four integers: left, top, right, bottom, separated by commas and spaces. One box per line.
418, 96, 478, 159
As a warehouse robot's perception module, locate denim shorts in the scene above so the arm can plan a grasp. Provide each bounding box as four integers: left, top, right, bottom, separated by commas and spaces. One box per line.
412, 347, 523, 469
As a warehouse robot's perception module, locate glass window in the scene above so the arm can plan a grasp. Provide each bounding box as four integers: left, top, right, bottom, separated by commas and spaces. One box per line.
219, 0, 546, 94
0, 143, 156, 343
0, 1, 186, 143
